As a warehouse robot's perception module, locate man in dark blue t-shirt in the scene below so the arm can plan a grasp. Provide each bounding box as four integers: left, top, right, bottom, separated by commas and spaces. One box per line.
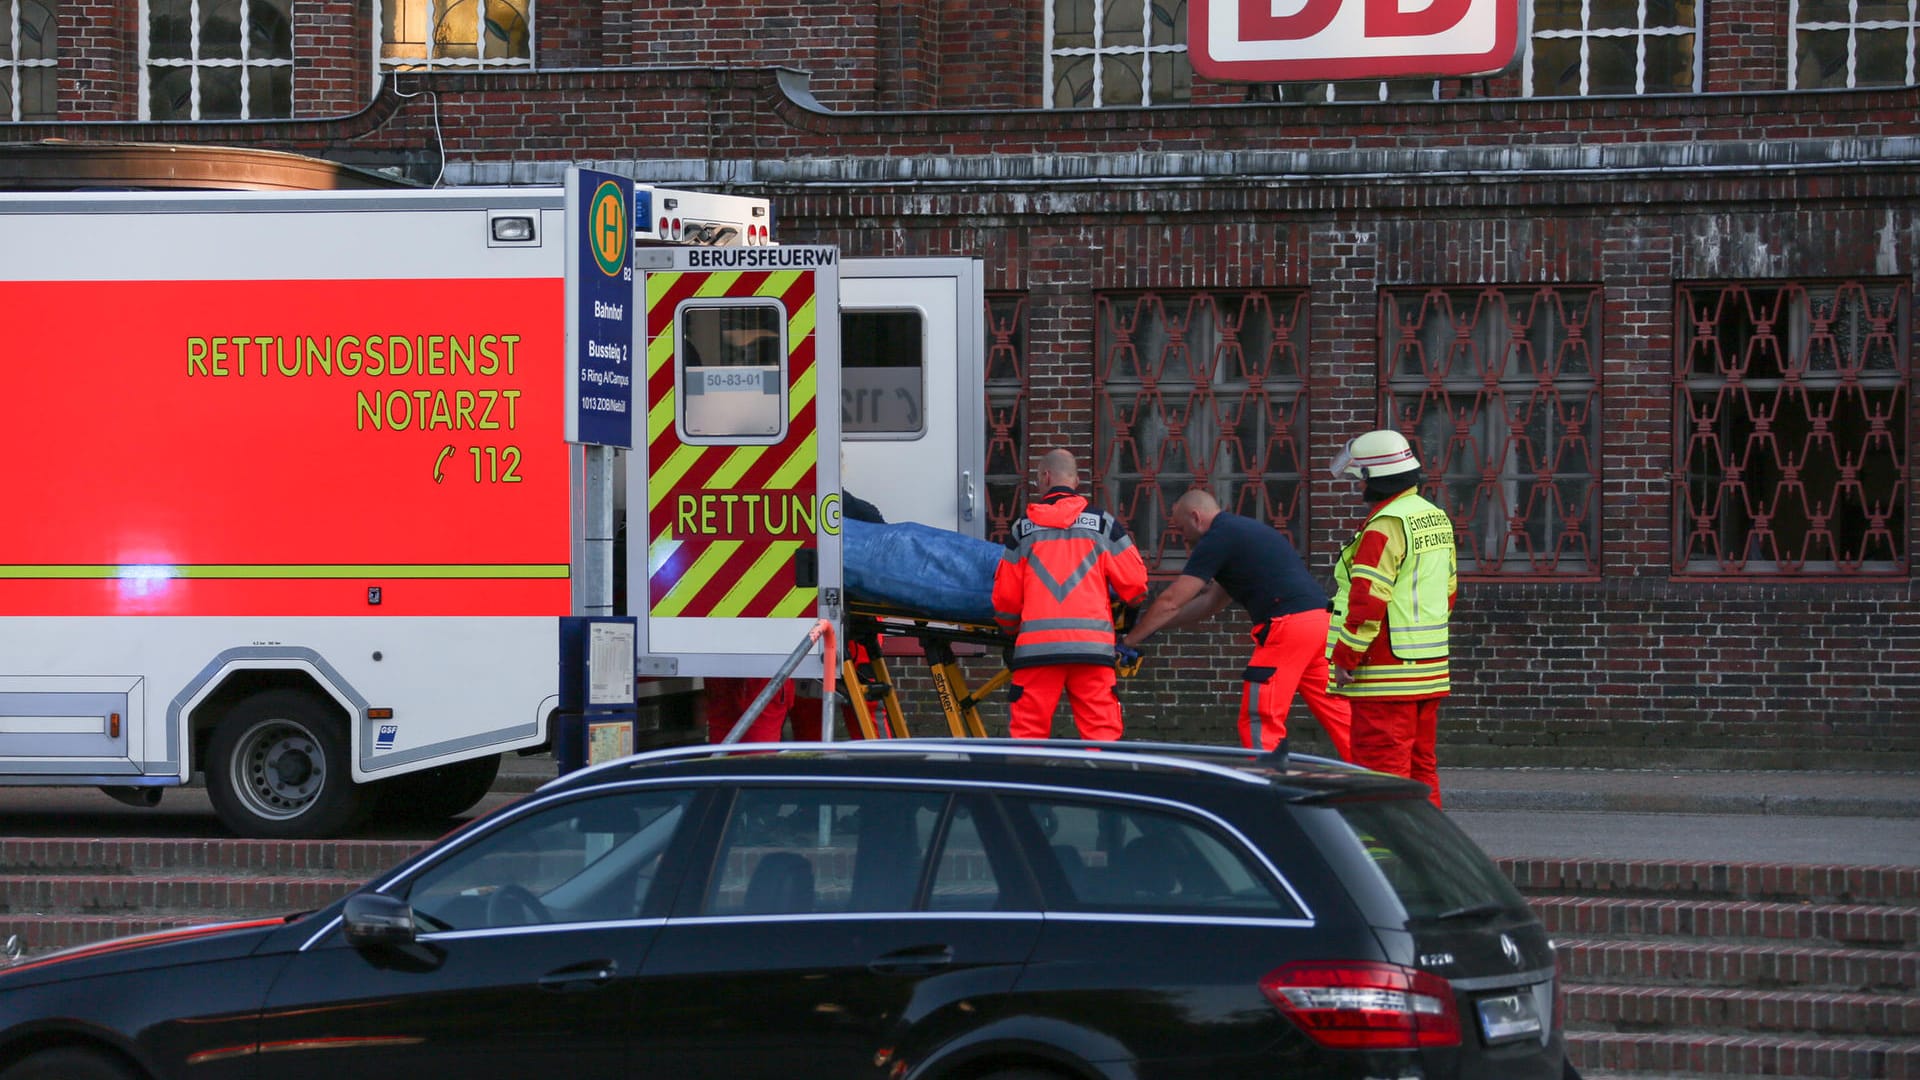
1122, 489, 1350, 758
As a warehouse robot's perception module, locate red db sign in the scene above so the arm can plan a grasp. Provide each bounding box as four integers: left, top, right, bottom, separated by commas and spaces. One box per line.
1191, 0, 1519, 82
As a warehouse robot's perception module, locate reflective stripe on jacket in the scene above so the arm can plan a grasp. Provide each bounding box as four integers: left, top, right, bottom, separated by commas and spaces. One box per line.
992, 490, 1148, 669
1328, 490, 1457, 697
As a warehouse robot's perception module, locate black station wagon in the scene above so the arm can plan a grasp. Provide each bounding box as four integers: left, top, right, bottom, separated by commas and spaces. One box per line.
0, 740, 1568, 1080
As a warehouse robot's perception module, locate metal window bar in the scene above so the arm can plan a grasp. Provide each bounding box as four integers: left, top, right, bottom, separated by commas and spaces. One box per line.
3, 1, 56, 122
1094, 290, 1309, 571
985, 293, 1031, 544
1046, 0, 1185, 107
379, 0, 535, 71
1673, 279, 1911, 575
1790, 0, 1920, 89
1380, 286, 1602, 576
1523, 0, 1703, 96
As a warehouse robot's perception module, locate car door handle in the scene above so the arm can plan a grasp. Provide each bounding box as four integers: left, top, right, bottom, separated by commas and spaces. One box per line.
538, 959, 620, 991
868, 944, 954, 974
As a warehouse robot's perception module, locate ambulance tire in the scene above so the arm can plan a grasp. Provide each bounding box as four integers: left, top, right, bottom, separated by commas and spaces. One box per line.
369, 754, 503, 822
206, 690, 369, 839
0, 1047, 139, 1080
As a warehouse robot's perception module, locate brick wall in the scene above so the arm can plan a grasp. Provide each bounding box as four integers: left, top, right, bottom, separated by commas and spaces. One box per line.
58, 2, 136, 121
9, 8, 1920, 768
295, 0, 369, 117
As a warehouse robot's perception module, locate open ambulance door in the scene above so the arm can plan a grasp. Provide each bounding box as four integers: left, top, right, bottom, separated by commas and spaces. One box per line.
840, 258, 986, 538
628, 246, 842, 679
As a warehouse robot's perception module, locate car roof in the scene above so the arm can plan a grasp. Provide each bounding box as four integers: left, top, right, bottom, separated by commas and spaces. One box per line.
539, 738, 1430, 803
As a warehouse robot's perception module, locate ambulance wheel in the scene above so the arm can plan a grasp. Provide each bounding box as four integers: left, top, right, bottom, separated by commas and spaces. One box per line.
206, 690, 367, 839
370, 754, 502, 821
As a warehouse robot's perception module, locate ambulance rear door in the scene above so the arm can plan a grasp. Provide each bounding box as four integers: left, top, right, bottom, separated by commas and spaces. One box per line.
839, 258, 986, 538
630, 245, 842, 678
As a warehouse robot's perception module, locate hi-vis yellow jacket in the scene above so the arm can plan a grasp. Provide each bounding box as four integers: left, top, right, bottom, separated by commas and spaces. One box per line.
1328, 490, 1457, 698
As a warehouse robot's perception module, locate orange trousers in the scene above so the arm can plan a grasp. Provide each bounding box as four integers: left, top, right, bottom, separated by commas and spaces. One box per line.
705, 677, 798, 744
1348, 696, 1442, 808
1240, 609, 1352, 760
1009, 664, 1122, 742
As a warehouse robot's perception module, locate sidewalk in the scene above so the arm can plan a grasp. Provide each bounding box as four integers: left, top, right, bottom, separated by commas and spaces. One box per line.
495, 750, 1920, 819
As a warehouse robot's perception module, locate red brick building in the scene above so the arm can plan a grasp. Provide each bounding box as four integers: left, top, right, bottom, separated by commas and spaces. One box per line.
6, 1, 1917, 767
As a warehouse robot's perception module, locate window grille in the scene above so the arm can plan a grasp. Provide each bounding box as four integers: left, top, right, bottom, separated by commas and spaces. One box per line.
381, 0, 532, 71
1675, 280, 1910, 575
1269, 79, 1444, 103
1095, 290, 1309, 572
985, 294, 1030, 544
143, 0, 293, 120
1381, 286, 1602, 576
1, 0, 54, 121
1791, 0, 1919, 88
1046, 0, 1191, 107
1525, 0, 1699, 96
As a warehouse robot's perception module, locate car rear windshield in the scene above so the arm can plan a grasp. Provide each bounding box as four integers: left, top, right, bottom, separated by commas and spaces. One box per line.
1321, 798, 1528, 923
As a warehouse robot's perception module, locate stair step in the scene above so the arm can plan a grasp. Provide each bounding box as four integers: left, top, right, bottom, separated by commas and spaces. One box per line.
1566, 982, 1920, 1039
1567, 1030, 1920, 1079
1533, 896, 1920, 949
0, 874, 363, 915
0, 838, 420, 877
1503, 859, 1920, 907
1556, 938, 1919, 993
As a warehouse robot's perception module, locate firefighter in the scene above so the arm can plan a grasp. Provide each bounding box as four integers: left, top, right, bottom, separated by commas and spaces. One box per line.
1120, 489, 1351, 759
1326, 429, 1457, 808
991, 449, 1148, 742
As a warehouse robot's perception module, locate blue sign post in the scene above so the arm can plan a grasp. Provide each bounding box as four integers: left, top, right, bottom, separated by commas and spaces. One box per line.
565, 167, 635, 449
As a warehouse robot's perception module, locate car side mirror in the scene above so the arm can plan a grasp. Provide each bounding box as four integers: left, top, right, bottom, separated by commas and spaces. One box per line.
343, 892, 417, 949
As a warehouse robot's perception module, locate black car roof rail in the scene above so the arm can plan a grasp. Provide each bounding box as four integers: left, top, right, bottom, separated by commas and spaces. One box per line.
545, 737, 1310, 791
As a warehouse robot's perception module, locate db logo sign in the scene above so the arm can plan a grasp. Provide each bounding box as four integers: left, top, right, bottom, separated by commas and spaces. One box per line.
1191, 0, 1520, 83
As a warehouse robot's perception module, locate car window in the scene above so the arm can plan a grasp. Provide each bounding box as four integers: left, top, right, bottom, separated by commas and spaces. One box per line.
1325, 798, 1529, 922
928, 797, 1002, 912
403, 789, 694, 931
704, 788, 946, 916
1011, 797, 1304, 918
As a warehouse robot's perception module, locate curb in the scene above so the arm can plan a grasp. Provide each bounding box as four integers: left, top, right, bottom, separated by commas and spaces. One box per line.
1443, 789, 1920, 819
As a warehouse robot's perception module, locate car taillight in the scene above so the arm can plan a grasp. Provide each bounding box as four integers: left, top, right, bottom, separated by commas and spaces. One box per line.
1260, 961, 1462, 1050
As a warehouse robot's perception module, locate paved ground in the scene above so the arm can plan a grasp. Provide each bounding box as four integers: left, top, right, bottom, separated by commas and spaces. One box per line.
499, 749, 1920, 867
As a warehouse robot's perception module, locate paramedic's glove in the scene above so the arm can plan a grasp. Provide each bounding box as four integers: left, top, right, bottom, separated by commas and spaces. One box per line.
1114, 644, 1144, 678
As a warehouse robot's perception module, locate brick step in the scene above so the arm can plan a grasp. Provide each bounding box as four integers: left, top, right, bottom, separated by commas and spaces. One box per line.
1557, 938, 1920, 993
2, 913, 298, 955
1565, 982, 1920, 1040
0, 874, 364, 916
0, 838, 420, 878
1502, 859, 1920, 908
1532, 896, 1920, 950
1567, 1030, 1920, 1079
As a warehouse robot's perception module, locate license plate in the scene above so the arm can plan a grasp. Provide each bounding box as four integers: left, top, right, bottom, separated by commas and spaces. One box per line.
1476, 990, 1543, 1044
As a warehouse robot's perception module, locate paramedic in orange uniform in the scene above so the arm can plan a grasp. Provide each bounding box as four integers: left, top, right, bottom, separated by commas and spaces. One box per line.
991, 449, 1148, 742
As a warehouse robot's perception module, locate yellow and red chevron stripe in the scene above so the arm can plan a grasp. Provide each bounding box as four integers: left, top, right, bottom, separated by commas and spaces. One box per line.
644, 268, 820, 620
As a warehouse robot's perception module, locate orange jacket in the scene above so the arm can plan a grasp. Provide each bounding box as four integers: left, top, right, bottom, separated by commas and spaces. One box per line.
992, 489, 1148, 669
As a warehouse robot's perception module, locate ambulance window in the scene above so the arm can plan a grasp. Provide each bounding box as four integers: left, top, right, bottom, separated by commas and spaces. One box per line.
842, 310, 925, 438
678, 302, 787, 442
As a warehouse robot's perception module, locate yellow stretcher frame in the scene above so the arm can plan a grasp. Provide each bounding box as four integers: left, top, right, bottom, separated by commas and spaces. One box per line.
843, 601, 1011, 739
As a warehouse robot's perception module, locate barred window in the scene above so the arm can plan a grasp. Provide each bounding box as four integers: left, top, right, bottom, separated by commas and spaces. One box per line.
1381, 286, 1601, 575
1047, 0, 1191, 107
1792, 0, 1919, 88
1675, 281, 1910, 575
1526, 0, 1699, 96
1095, 290, 1309, 571
144, 0, 293, 120
1, 0, 55, 121
381, 0, 532, 71
985, 294, 1031, 544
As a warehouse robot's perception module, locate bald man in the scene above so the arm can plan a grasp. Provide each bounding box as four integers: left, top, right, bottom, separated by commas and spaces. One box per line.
991, 449, 1148, 741
1122, 490, 1350, 759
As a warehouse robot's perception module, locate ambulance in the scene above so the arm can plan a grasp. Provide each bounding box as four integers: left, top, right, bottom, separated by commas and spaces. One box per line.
0, 184, 983, 838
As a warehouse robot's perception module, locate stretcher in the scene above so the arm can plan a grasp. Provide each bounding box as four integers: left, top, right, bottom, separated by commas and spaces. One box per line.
843, 600, 1011, 739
